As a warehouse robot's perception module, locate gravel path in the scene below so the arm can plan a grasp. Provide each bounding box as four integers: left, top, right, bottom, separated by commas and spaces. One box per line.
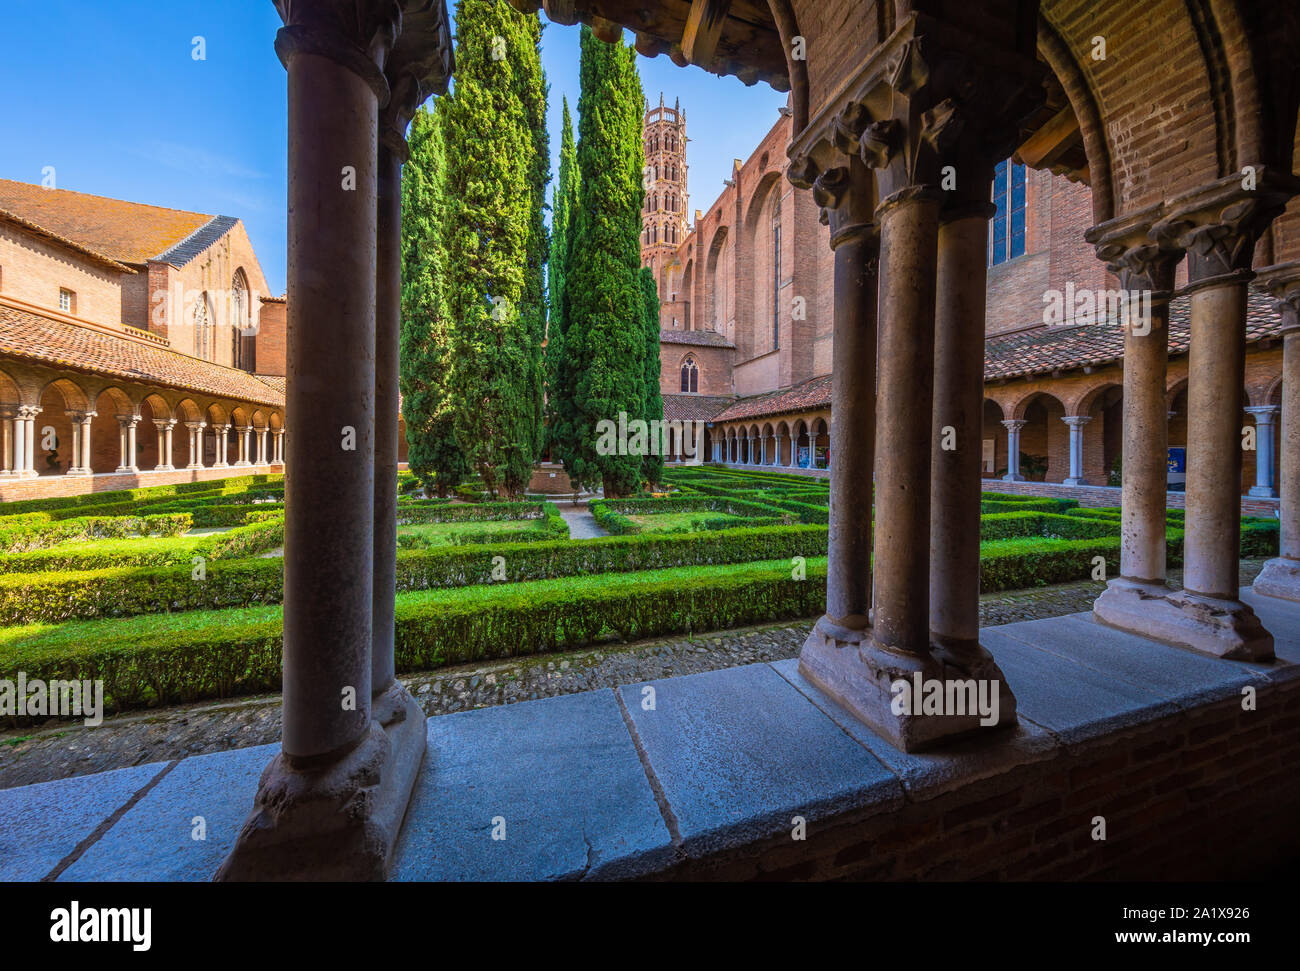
557, 503, 608, 539
0, 558, 1268, 790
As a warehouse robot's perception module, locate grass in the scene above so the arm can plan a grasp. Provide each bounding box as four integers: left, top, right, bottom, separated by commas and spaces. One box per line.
396, 518, 558, 547
626, 511, 745, 532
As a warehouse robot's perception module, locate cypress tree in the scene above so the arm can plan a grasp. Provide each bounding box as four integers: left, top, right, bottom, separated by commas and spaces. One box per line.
439, 0, 543, 497
564, 26, 648, 497
639, 266, 664, 484
546, 98, 579, 468
399, 103, 467, 497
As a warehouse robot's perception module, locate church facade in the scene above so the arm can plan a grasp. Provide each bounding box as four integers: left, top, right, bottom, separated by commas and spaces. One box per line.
644, 97, 1286, 502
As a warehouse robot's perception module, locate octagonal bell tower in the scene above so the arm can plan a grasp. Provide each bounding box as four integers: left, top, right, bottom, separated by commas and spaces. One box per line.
641, 93, 689, 304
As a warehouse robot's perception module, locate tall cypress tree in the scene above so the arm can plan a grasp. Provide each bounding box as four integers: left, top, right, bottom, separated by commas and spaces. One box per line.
563, 27, 648, 497
546, 98, 579, 468
400, 103, 467, 496
439, 0, 543, 497
639, 266, 664, 484
514, 13, 550, 466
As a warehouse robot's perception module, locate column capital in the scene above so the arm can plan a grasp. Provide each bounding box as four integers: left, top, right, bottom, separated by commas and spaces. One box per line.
117, 413, 142, 427
1152, 170, 1298, 292
66, 410, 97, 423
185, 420, 207, 431
273, 0, 403, 102
787, 147, 878, 249
1256, 260, 1300, 334
1001, 419, 1027, 431
379, 0, 454, 159
153, 418, 177, 430
17, 405, 39, 419
1061, 415, 1093, 427
1244, 404, 1280, 421
1086, 205, 1182, 297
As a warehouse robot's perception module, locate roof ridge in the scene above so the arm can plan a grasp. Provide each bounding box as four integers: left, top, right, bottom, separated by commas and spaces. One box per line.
153, 214, 239, 266
0, 178, 213, 221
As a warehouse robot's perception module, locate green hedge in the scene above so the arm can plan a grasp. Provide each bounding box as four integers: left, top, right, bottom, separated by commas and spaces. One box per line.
0, 524, 830, 624
0, 559, 828, 714
0, 513, 192, 554
0, 474, 282, 517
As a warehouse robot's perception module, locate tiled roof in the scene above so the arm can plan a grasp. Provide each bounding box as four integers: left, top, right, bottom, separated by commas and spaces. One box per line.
660, 328, 734, 348
714, 374, 831, 423
155, 215, 239, 268
662, 393, 734, 422
0, 179, 214, 266
0, 303, 283, 407
986, 288, 1282, 381
255, 374, 287, 395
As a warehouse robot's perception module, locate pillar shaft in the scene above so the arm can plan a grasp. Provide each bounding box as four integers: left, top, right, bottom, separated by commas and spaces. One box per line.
373, 138, 402, 698
1245, 406, 1278, 497
281, 49, 378, 760
1282, 329, 1300, 558
825, 227, 877, 628
930, 211, 989, 646
1184, 281, 1247, 598
873, 192, 940, 654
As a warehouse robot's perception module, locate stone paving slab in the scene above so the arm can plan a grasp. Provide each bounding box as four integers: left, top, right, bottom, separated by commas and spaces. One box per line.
0, 761, 167, 882
391, 689, 673, 881
768, 658, 1059, 801
992, 612, 1273, 708
58, 744, 274, 882
1239, 589, 1300, 676
979, 628, 1179, 746
618, 663, 902, 859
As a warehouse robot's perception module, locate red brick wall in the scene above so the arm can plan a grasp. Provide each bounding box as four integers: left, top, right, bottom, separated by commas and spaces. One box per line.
660, 343, 732, 396
256, 300, 288, 376
0, 224, 125, 327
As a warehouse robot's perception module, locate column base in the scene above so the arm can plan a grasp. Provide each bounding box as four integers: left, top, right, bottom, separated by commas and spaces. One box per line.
65, 468, 91, 477
215, 679, 427, 881
797, 615, 1017, 753
1094, 577, 1274, 661
1253, 557, 1300, 603
1246, 486, 1278, 498
187, 463, 205, 471
213, 462, 229, 469
154, 465, 175, 472
1001, 474, 1024, 482
1063, 477, 1089, 486
114, 465, 139, 474
234, 461, 252, 468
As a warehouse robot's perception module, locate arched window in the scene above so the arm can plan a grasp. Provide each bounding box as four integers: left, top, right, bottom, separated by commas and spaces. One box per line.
989, 158, 1027, 266
193, 291, 211, 359
680, 356, 699, 393
230, 271, 249, 370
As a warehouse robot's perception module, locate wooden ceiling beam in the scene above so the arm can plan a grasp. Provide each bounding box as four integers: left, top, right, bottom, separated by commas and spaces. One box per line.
681, 0, 731, 67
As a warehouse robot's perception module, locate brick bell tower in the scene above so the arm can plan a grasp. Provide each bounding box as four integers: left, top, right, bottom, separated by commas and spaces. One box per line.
641, 93, 689, 307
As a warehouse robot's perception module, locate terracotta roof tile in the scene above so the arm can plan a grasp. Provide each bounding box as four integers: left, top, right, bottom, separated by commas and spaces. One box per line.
660, 328, 734, 348
0, 179, 214, 266
0, 303, 283, 407
985, 288, 1282, 381
662, 393, 734, 422
714, 374, 831, 423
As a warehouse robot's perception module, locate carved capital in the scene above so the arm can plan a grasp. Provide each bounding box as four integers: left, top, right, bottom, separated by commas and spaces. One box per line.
1256, 260, 1300, 334
273, 0, 405, 102
380, 0, 454, 156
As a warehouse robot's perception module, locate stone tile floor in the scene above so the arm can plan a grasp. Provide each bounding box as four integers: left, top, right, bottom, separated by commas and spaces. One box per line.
0, 560, 1269, 791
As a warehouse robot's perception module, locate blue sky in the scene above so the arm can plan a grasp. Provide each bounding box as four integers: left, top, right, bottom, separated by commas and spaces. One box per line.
0, 1, 787, 295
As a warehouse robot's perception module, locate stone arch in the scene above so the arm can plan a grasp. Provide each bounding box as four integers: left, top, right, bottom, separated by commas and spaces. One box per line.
739, 169, 786, 358
793, 418, 811, 468
982, 398, 1007, 478
811, 417, 830, 469
0, 367, 22, 409
35, 378, 91, 476
175, 398, 203, 423
1012, 391, 1068, 483
90, 386, 136, 474
703, 224, 732, 337
1073, 382, 1124, 484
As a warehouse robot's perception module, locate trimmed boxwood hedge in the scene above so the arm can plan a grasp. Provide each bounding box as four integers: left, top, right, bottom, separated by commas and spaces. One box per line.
0, 523, 831, 624
0, 513, 192, 553
0, 558, 829, 715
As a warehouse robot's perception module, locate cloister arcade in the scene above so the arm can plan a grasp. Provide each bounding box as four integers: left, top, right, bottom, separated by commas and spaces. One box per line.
0, 361, 286, 484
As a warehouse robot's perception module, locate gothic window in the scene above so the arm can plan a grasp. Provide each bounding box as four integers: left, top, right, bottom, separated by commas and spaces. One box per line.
989, 158, 1027, 266
773, 221, 781, 350
231, 270, 251, 372
680, 356, 699, 393
194, 291, 210, 359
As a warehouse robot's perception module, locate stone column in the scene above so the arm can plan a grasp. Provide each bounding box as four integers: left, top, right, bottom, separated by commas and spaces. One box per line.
233, 426, 249, 466
65, 412, 91, 476
1061, 415, 1092, 486
931, 200, 997, 661
219, 0, 448, 883
1000, 420, 1026, 481
1245, 406, 1278, 498
153, 419, 175, 472
188, 422, 207, 469
1088, 228, 1181, 632
1140, 180, 1287, 659
213, 425, 230, 468
258, 428, 269, 465
22, 407, 39, 477
0, 412, 13, 476
1254, 265, 1300, 601
116, 415, 140, 473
